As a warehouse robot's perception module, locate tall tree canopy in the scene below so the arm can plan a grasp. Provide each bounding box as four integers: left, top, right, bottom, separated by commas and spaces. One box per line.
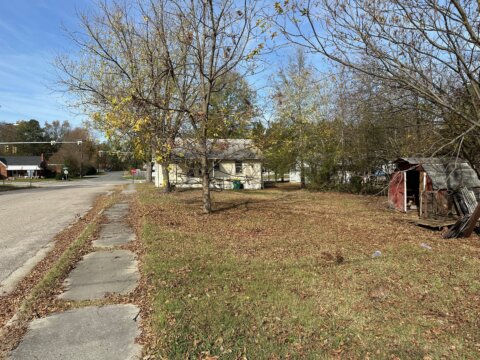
57, 0, 263, 212
275, 0, 480, 168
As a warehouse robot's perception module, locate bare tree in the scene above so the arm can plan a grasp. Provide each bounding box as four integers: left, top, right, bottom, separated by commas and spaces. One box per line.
275, 0, 480, 161
56, 0, 195, 188
57, 0, 263, 205
168, 0, 263, 213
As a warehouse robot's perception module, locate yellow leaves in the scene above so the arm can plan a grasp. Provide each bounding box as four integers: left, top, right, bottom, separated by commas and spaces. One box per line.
155, 145, 174, 164
274, 2, 284, 14
132, 116, 150, 132
91, 111, 102, 123
109, 95, 133, 111
245, 43, 265, 60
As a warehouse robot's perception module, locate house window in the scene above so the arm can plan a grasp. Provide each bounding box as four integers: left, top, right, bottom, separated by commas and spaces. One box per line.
213, 161, 220, 171
235, 160, 243, 174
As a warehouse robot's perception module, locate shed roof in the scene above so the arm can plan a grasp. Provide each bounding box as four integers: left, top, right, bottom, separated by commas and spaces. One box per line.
0, 156, 41, 167
394, 157, 480, 190
173, 139, 262, 161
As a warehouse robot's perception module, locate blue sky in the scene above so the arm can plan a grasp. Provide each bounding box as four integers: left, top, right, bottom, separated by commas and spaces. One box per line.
0, 1, 326, 128
0, 0, 90, 126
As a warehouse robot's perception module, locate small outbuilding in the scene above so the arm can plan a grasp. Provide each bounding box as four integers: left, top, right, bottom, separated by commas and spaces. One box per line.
388, 157, 480, 219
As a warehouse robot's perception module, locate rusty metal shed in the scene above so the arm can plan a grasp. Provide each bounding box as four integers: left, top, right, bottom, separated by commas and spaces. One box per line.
388, 157, 480, 218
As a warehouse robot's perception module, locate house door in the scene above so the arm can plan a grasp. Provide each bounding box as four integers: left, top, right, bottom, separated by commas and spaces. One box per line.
388, 171, 406, 212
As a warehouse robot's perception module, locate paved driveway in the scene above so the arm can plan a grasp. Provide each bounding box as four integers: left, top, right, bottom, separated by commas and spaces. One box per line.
0, 172, 131, 295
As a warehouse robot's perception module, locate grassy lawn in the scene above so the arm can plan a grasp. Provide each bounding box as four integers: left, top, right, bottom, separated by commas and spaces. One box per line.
5, 178, 56, 183
135, 185, 480, 359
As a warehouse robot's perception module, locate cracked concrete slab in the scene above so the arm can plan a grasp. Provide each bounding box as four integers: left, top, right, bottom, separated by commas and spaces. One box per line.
104, 210, 128, 220
9, 304, 141, 360
93, 223, 136, 248
109, 202, 129, 209
121, 184, 137, 195
104, 203, 129, 221
59, 250, 139, 301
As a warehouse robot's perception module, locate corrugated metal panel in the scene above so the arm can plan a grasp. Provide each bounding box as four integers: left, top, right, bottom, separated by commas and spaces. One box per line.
421, 163, 447, 189
394, 157, 480, 191
446, 161, 480, 190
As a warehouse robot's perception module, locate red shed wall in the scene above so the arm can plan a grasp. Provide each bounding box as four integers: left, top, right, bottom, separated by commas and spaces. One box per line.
388, 171, 406, 211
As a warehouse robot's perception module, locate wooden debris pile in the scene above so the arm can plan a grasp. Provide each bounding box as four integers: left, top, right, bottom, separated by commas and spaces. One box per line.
443, 187, 480, 238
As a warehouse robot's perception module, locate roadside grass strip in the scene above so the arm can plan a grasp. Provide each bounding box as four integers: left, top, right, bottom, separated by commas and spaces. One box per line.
18, 222, 97, 316
0, 185, 26, 192
0, 191, 122, 357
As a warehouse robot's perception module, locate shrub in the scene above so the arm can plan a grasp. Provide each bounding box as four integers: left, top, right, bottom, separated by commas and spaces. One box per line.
84, 165, 97, 176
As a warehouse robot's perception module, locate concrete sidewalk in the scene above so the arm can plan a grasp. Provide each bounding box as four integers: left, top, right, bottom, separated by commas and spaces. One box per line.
9, 186, 142, 360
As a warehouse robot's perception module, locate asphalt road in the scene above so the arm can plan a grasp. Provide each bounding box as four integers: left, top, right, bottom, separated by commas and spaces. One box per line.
0, 172, 131, 295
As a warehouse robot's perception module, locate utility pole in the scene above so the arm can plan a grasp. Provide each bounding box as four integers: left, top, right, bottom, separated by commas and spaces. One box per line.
78, 140, 83, 178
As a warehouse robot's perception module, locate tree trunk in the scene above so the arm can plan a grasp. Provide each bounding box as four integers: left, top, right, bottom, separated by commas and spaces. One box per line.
161, 162, 172, 193
200, 74, 213, 213
145, 162, 152, 183
201, 155, 211, 213
300, 161, 306, 188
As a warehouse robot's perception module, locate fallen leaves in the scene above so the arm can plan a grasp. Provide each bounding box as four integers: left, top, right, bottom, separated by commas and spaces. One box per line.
132, 184, 480, 358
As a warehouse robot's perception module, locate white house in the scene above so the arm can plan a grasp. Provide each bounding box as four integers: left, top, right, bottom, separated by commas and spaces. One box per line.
154, 139, 263, 190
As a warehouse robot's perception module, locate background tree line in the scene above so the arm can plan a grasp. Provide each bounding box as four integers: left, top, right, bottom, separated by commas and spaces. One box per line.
264, 0, 480, 191
55, 0, 480, 206
0, 119, 129, 177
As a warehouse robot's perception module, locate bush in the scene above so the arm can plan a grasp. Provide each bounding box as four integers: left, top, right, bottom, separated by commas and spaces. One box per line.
349, 176, 363, 193
45, 168, 57, 179
84, 165, 97, 176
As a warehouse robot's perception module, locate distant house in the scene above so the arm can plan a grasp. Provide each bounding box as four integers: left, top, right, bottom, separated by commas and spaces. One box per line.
288, 162, 354, 185
388, 157, 480, 218
154, 139, 263, 190
0, 155, 47, 179
288, 162, 304, 183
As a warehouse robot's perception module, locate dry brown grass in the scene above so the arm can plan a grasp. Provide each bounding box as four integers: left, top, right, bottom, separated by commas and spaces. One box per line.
136, 185, 480, 359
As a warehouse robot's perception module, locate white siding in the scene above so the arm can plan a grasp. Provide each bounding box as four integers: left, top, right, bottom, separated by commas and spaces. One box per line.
154, 160, 262, 190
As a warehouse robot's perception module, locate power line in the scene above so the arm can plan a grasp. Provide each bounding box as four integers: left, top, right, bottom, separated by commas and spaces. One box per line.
0, 141, 82, 145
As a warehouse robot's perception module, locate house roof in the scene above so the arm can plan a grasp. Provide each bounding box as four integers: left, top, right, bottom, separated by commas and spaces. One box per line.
394, 157, 480, 190
173, 139, 262, 161
0, 156, 41, 167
